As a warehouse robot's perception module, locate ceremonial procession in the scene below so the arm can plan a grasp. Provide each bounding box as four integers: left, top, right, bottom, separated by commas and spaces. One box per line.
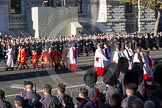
0, 32, 162, 72
1, 0, 162, 108
0, 32, 162, 108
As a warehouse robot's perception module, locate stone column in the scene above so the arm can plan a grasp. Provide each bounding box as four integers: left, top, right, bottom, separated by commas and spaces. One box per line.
21, 0, 25, 14
0, 0, 10, 32
90, 0, 99, 28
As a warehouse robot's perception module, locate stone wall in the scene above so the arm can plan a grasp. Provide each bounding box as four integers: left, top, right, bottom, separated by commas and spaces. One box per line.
27, 7, 78, 38
106, 0, 126, 33
140, 7, 156, 32
0, 0, 9, 33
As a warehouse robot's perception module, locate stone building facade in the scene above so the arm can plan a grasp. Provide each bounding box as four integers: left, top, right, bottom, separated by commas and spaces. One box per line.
0, 0, 161, 35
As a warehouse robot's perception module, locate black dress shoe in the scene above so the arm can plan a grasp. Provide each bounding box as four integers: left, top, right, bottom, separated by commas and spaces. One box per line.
5, 68, 8, 71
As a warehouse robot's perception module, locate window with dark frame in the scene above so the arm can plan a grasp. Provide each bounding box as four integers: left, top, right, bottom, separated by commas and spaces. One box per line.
11, 0, 21, 14
125, 2, 133, 13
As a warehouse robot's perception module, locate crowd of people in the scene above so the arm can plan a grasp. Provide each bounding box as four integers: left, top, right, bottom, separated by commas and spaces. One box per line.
1, 51, 162, 108
1, 32, 162, 108
1, 32, 162, 71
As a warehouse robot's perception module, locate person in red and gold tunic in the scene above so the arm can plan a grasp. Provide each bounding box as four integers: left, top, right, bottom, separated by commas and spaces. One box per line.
20, 46, 26, 69
44, 48, 50, 68
15, 45, 22, 69
53, 47, 61, 71
31, 50, 38, 69
40, 49, 45, 69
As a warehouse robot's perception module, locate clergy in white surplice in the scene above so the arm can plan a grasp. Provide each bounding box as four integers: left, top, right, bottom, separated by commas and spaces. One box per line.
67, 44, 77, 72
143, 50, 154, 81
94, 43, 108, 76
112, 45, 125, 63
5, 45, 14, 71
123, 43, 134, 70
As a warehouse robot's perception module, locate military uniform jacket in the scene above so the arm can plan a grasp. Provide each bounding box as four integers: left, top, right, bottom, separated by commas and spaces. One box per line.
0, 99, 12, 108
104, 86, 120, 105
40, 94, 61, 108
57, 93, 66, 103
83, 40, 89, 48
21, 90, 41, 102
0, 99, 7, 108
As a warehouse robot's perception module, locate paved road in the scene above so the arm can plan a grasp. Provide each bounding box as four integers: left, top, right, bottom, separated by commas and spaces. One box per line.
0, 50, 162, 105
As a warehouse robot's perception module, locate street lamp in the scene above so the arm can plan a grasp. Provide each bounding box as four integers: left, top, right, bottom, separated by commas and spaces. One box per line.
79, 0, 83, 13
137, 0, 141, 33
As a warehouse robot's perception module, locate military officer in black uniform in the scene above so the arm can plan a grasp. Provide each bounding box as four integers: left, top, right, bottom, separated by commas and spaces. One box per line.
149, 33, 154, 50
30, 40, 36, 53
137, 34, 142, 47
143, 33, 149, 50
154, 34, 160, 50
92, 36, 98, 54
25, 40, 31, 57
76, 38, 81, 57
12, 40, 18, 64
79, 37, 84, 55
35, 40, 40, 56
54, 39, 59, 51
131, 34, 137, 51
63, 38, 69, 49
88, 37, 94, 54
84, 37, 90, 56
100, 36, 106, 49
59, 39, 64, 53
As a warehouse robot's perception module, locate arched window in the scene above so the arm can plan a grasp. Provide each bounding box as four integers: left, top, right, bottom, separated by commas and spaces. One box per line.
10, 0, 21, 14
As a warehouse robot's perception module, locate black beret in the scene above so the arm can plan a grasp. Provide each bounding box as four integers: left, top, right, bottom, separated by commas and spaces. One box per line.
125, 83, 137, 89
15, 95, 24, 102
43, 84, 52, 90
118, 57, 129, 74
23, 81, 33, 86
84, 68, 98, 86
124, 71, 139, 90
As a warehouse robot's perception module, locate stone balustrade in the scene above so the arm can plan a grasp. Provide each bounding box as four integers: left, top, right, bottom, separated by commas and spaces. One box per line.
9, 14, 27, 29
9, 14, 26, 22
